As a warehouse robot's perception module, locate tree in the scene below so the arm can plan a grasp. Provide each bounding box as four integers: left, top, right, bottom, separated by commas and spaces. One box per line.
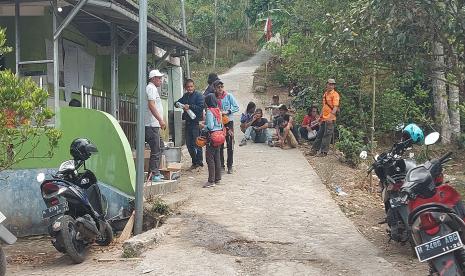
0, 28, 61, 171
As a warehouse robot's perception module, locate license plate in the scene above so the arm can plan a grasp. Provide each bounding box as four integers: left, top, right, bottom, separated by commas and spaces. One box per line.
389, 197, 406, 208
42, 202, 68, 219
415, 231, 463, 262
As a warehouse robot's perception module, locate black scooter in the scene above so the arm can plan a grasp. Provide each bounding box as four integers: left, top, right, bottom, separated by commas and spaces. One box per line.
37, 138, 113, 263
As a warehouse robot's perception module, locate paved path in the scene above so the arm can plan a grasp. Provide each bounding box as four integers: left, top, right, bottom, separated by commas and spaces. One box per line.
7, 51, 404, 276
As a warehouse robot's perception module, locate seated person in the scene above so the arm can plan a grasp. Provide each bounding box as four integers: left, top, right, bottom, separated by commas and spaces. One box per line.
239, 108, 272, 146
275, 114, 298, 148
273, 104, 299, 140
299, 106, 320, 141
240, 101, 256, 133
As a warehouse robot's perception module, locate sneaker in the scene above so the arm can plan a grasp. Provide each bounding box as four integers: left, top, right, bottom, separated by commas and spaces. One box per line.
267, 140, 274, 147
203, 182, 216, 188
239, 138, 247, 146
151, 174, 164, 182
316, 152, 328, 157
227, 167, 233, 174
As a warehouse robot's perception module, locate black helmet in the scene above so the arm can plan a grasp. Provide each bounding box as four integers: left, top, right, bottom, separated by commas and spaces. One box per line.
70, 138, 98, 161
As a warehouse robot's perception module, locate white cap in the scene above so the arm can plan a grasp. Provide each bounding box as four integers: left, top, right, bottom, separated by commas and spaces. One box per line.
149, 69, 164, 79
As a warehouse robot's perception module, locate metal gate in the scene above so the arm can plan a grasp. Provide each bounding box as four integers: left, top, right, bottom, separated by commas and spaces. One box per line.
80, 86, 137, 148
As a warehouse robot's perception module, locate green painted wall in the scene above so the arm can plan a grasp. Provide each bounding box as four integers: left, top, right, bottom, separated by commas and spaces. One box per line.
0, 7, 100, 91
13, 107, 135, 196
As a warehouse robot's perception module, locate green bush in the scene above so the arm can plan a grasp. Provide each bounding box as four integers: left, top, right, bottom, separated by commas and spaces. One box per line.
336, 125, 365, 166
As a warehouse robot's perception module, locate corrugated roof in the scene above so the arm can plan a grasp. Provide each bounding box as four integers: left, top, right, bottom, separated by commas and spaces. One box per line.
1, 0, 198, 52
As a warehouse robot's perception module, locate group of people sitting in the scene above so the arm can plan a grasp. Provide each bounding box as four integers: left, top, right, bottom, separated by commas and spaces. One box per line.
238, 99, 321, 149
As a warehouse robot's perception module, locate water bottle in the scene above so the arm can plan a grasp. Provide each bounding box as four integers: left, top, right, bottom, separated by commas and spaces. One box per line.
175, 102, 196, 120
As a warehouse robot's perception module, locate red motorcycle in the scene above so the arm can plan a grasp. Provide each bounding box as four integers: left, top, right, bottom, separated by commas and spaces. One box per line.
401, 151, 465, 275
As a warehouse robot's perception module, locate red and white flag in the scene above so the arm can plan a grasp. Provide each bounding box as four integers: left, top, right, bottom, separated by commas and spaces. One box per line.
264, 17, 272, 41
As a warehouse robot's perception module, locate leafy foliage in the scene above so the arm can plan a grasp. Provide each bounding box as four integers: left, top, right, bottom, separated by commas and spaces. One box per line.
0, 28, 61, 171
336, 125, 364, 166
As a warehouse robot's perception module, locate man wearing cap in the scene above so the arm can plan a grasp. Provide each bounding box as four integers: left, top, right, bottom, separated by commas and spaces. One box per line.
175, 79, 204, 169
311, 78, 340, 156
204, 73, 219, 96
145, 69, 166, 182
214, 79, 239, 174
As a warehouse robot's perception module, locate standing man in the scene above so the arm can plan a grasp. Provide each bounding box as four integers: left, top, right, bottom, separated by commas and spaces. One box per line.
214, 79, 239, 174
204, 73, 219, 96
175, 79, 204, 169
145, 69, 166, 182
311, 78, 340, 156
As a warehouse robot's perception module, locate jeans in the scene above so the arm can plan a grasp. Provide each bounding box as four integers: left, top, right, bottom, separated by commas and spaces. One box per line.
220, 121, 234, 169
186, 122, 203, 165
312, 121, 334, 153
206, 144, 221, 183
145, 126, 164, 174
245, 126, 271, 143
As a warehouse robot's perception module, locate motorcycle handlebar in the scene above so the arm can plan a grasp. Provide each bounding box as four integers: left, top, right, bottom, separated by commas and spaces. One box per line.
438, 151, 453, 164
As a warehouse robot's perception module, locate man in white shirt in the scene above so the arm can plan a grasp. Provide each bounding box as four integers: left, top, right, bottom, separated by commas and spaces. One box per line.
145, 69, 166, 182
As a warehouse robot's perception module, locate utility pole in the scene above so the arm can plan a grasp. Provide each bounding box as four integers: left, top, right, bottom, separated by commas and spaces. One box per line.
180, 0, 190, 78
135, 0, 148, 235
213, 0, 217, 71
15, 0, 20, 77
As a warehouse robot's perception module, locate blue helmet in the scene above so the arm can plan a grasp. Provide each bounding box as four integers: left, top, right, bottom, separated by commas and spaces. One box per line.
402, 123, 424, 144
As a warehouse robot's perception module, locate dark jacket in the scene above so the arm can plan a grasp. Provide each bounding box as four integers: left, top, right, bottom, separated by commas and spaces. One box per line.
203, 84, 215, 96
176, 91, 204, 123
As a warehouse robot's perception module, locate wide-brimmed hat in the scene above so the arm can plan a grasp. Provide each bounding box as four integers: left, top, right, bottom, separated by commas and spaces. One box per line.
149, 69, 164, 79
327, 78, 336, 84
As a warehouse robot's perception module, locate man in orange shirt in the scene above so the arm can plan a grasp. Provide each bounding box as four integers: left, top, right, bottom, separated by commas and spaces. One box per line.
311, 78, 340, 156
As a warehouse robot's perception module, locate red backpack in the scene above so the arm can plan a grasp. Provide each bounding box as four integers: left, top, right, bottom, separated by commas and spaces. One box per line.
210, 128, 226, 147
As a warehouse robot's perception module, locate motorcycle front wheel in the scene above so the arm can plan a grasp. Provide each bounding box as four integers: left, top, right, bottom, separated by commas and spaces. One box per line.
0, 246, 6, 276
57, 215, 87, 264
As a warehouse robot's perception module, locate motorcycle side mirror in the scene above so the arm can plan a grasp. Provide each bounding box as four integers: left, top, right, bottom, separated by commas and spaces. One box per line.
359, 151, 368, 160
424, 132, 440, 146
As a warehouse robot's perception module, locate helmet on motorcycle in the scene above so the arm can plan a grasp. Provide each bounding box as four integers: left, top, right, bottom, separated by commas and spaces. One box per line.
70, 138, 98, 161
402, 123, 424, 144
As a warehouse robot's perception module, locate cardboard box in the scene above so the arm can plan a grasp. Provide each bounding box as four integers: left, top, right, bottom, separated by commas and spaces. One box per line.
167, 162, 182, 171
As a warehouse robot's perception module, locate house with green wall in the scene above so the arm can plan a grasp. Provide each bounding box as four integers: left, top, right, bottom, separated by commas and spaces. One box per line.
0, 0, 197, 236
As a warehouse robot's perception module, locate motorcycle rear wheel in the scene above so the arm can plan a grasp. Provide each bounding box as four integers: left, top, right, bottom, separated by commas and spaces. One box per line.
57, 215, 87, 264
95, 221, 113, 246
0, 247, 6, 276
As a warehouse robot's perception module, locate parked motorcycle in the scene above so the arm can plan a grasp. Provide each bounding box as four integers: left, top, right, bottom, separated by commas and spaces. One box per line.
360, 129, 439, 244
401, 148, 465, 275
37, 138, 113, 264
0, 211, 16, 276
362, 139, 416, 243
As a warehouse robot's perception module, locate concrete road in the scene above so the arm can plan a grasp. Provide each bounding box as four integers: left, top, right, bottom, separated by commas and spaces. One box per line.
131, 51, 403, 275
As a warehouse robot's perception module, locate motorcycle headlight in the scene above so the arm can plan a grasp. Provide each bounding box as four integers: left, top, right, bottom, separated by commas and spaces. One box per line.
36, 173, 45, 183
